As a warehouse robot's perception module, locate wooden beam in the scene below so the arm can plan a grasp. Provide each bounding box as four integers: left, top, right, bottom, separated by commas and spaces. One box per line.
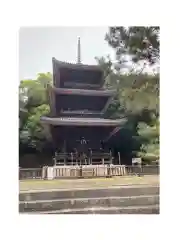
101, 95, 114, 114
104, 126, 121, 142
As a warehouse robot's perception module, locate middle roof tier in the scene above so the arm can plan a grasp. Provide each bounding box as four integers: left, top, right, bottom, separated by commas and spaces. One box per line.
49, 86, 116, 116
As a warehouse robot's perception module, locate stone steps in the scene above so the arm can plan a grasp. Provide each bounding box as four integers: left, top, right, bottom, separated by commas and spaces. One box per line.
19, 185, 159, 214
19, 194, 159, 213
19, 185, 159, 201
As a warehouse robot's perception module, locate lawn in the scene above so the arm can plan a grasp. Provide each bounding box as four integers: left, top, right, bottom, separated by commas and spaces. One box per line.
20, 175, 159, 192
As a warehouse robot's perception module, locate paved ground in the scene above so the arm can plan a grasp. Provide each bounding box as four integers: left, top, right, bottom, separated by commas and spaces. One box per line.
20, 175, 159, 192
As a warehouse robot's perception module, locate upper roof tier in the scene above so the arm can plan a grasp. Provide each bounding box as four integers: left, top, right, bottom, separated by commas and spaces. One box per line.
52, 58, 104, 89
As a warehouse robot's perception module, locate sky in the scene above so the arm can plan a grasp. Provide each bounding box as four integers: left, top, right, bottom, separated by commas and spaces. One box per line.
19, 27, 115, 80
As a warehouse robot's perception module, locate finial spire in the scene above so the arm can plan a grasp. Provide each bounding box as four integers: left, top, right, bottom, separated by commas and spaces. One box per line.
77, 36, 81, 64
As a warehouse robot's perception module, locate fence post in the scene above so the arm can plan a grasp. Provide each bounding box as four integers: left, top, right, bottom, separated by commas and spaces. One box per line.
79, 165, 82, 178
42, 166, 48, 180
107, 164, 112, 178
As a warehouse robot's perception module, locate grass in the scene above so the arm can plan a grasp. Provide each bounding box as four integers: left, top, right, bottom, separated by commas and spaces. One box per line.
19, 175, 159, 192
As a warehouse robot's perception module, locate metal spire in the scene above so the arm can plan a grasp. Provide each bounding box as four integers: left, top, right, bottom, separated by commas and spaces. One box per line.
77, 36, 81, 64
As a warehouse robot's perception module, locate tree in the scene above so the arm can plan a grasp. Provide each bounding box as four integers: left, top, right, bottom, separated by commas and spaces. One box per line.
96, 27, 160, 162
137, 118, 159, 162
19, 72, 52, 109
105, 27, 159, 66
19, 72, 52, 153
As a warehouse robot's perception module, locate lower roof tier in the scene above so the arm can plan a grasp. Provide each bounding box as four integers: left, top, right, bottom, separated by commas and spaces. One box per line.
40, 116, 127, 127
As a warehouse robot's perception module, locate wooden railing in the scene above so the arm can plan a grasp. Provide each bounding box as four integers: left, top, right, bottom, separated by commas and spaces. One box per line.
54, 151, 113, 165
19, 165, 159, 180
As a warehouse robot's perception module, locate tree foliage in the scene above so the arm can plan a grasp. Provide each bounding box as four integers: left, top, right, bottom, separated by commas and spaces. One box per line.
105, 27, 159, 65
19, 73, 52, 152
98, 27, 160, 161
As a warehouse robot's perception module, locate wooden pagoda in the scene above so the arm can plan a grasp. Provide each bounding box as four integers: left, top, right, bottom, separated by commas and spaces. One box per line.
41, 38, 126, 165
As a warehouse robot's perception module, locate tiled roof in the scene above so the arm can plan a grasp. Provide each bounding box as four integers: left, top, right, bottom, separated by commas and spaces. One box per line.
52, 58, 102, 71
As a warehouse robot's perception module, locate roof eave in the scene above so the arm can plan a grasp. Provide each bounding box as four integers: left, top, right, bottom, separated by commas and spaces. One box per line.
52, 87, 116, 97
52, 57, 103, 72
40, 117, 127, 127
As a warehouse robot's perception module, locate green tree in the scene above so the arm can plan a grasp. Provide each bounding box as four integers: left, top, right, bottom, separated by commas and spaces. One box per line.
19, 72, 52, 109
19, 72, 52, 152
105, 27, 159, 65
96, 27, 160, 162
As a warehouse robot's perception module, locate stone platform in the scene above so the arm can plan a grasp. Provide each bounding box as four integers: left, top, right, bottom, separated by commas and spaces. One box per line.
19, 182, 159, 214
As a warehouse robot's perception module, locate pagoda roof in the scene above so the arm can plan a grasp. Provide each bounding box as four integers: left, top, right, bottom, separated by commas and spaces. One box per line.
52, 58, 103, 72
52, 87, 116, 97
41, 116, 127, 127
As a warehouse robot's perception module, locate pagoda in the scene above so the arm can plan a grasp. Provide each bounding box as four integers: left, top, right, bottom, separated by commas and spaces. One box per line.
41, 38, 126, 165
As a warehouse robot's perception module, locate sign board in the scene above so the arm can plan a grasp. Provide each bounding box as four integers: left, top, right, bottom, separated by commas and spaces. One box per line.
132, 158, 142, 165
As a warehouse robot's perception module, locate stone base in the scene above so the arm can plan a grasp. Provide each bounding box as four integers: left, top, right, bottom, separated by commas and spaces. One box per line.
44, 165, 127, 179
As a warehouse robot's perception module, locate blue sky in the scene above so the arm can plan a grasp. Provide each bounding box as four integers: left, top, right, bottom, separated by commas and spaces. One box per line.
19, 27, 115, 80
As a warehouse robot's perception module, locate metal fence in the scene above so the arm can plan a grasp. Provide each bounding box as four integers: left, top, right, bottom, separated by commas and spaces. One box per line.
19, 165, 159, 180
19, 168, 42, 180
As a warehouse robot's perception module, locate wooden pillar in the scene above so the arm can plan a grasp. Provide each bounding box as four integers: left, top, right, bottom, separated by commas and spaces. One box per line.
85, 156, 87, 165
63, 140, 66, 165
80, 154, 82, 166
53, 156, 56, 166
110, 150, 112, 164
76, 154, 78, 165
118, 152, 121, 165
90, 149, 92, 165
55, 152, 57, 166
88, 150, 91, 165
71, 152, 73, 165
